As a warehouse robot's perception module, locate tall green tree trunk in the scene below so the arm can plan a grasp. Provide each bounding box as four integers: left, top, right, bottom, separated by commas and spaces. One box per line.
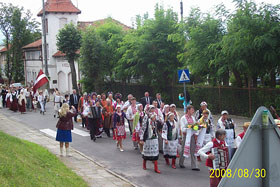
5, 39, 12, 85
69, 58, 78, 93
269, 70, 276, 88
252, 75, 257, 88
222, 69, 229, 86
233, 69, 242, 87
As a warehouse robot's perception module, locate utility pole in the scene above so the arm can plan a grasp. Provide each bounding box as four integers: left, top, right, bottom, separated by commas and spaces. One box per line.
42, 0, 49, 77
180, 0, 183, 22
180, 1, 187, 105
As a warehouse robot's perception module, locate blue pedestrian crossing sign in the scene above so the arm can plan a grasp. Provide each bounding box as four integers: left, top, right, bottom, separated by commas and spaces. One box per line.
178, 69, 190, 83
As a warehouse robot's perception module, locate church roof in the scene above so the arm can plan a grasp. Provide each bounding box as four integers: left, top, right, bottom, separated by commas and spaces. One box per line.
37, 0, 81, 16
22, 39, 42, 49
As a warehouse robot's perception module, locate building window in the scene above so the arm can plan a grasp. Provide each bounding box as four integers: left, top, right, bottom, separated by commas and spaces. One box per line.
59, 18, 67, 29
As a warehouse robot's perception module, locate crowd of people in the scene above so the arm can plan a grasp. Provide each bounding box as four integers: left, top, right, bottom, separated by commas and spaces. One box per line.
0, 85, 49, 114
0, 86, 251, 187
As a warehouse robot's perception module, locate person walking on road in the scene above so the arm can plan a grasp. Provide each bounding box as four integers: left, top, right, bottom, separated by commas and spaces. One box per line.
103, 99, 114, 137
140, 113, 161, 174
113, 105, 126, 151
18, 90, 27, 114
56, 103, 77, 157
54, 91, 62, 118
162, 112, 180, 169
38, 91, 45, 115
179, 105, 200, 171
70, 89, 80, 122
140, 92, 153, 108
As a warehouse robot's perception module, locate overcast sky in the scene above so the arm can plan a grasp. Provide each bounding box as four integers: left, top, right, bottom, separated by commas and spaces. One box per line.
0, 0, 279, 43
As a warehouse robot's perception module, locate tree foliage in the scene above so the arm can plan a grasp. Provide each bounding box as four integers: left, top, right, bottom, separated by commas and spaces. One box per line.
79, 1, 280, 93
0, 2, 40, 83
57, 23, 81, 92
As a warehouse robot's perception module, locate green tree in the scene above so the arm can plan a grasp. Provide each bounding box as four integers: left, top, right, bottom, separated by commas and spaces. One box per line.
95, 18, 126, 82
79, 26, 105, 92
117, 5, 183, 99
11, 7, 40, 82
57, 23, 81, 92
0, 3, 14, 83
181, 8, 226, 86
0, 3, 40, 84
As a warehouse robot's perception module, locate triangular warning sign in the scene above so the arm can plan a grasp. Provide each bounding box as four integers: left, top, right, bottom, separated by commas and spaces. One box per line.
179, 70, 190, 81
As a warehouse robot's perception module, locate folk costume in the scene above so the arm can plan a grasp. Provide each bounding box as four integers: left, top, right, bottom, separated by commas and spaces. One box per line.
5, 91, 11, 109
140, 114, 161, 173
126, 104, 138, 147
154, 107, 164, 153
83, 104, 102, 141
78, 95, 87, 128
18, 92, 27, 113
217, 111, 236, 159
102, 104, 114, 137
198, 138, 229, 187
113, 111, 126, 140
235, 122, 250, 149
179, 114, 205, 170
10, 91, 18, 112
198, 116, 215, 145
162, 113, 179, 169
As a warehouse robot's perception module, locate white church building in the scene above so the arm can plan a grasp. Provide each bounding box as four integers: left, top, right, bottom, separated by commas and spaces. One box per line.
23, 0, 130, 93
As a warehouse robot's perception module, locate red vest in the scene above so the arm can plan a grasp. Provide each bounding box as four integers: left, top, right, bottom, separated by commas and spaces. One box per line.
238, 131, 245, 139
205, 138, 227, 168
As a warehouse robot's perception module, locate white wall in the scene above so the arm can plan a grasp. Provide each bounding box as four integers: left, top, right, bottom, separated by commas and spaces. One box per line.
40, 12, 79, 92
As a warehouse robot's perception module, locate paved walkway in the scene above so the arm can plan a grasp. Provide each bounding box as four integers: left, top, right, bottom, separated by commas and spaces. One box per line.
0, 113, 134, 187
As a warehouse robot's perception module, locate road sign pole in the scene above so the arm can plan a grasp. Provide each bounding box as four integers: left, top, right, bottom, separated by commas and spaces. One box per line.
184, 82, 186, 107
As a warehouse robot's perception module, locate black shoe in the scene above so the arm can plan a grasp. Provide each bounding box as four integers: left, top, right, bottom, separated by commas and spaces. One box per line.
40, 111, 42, 114
192, 168, 200, 171
54, 115, 56, 118
93, 137, 96, 142
180, 165, 185, 168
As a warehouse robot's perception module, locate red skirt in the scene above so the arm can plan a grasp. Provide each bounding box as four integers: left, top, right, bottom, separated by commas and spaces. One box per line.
11, 100, 18, 112
6, 97, 11, 108
132, 130, 140, 142
114, 125, 126, 140
18, 100, 26, 113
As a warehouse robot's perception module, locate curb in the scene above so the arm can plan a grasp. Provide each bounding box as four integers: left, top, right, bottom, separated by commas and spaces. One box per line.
72, 148, 138, 187
36, 129, 138, 187
0, 113, 138, 187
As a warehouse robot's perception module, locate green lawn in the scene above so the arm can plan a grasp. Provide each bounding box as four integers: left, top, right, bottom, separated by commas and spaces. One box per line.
0, 131, 88, 187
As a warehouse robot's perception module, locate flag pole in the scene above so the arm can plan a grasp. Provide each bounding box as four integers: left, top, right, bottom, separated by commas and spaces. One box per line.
42, 0, 49, 77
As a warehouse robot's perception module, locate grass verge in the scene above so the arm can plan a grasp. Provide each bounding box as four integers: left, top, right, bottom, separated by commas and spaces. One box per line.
0, 131, 88, 187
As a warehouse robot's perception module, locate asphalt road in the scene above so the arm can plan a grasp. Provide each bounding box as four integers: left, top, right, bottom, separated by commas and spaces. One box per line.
1, 103, 252, 187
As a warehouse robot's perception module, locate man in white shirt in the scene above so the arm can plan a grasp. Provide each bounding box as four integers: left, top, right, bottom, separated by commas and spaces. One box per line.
123, 94, 133, 111
179, 105, 200, 171
126, 97, 137, 140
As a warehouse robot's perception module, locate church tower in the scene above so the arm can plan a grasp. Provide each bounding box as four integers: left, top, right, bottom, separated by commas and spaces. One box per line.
37, 0, 81, 92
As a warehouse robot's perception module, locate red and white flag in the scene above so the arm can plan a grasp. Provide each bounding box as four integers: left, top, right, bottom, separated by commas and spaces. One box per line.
33, 69, 49, 93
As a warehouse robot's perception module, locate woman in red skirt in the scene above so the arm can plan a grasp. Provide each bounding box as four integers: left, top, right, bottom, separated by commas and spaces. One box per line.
10, 89, 18, 112
113, 105, 126, 152
5, 90, 11, 109
18, 91, 27, 114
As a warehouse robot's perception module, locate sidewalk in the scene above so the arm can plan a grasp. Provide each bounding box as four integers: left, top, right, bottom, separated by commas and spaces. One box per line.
0, 113, 134, 187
